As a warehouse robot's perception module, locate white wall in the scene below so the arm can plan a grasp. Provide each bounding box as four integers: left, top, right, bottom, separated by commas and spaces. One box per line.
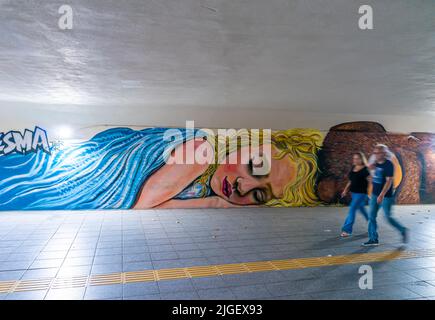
2, 102, 435, 141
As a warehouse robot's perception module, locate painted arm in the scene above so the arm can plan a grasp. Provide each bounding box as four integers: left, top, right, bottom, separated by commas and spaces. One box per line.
133, 140, 212, 209
155, 196, 249, 209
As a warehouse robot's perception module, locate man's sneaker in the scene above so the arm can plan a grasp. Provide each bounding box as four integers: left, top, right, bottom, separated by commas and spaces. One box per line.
402, 228, 409, 244
362, 240, 379, 247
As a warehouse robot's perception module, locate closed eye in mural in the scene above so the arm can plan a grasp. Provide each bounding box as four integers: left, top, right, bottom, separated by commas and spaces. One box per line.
0, 122, 433, 210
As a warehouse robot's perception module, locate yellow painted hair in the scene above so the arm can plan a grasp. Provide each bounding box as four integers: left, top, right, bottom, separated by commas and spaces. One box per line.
196, 128, 324, 207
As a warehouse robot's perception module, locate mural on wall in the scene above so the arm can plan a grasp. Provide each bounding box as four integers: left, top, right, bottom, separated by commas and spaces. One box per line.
0, 121, 433, 210
317, 122, 435, 205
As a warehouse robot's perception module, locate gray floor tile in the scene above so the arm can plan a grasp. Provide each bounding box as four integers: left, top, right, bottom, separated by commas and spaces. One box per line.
124, 294, 161, 300
57, 265, 92, 277
402, 281, 435, 297
62, 256, 94, 267
178, 258, 209, 267
0, 270, 25, 280
267, 294, 311, 300
0, 205, 433, 300
173, 244, 199, 251
84, 284, 123, 300
177, 250, 205, 259
388, 260, 428, 271
149, 245, 174, 253
66, 249, 95, 258
158, 279, 195, 293
279, 269, 317, 281
192, 276, 227, 290
160, 291, 200, 300
0, 261, 33, 271
207, 256, 239, 264
265, 281, 307, 297
45, 288, 86, 300
7, 253, 39, 261
310, 289, 376, 300
123, 282, 159, 298
369, 285, 422, 299
91, 263, 123, 275
152, 260, 185, 269
6, 290, 48, 300
221, 272, 284, 287
36, 251, 68, 260
371, 270, 420, 286
405, 269, 435, 281
231, 284, 272, 299
92, 255, 123, 265
96, 247, 122, 256
21, 268, 58, 280
123, 261, 154, 272
197, 288, 236, 300
30, 259, 64, 269
123, 253, 151, 263
151, 252, 179, 261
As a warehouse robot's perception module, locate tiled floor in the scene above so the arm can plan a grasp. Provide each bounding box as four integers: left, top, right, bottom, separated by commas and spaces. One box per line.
0, 205, 434, 300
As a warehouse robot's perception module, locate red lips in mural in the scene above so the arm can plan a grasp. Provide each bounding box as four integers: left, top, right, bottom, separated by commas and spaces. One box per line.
222, 176, 233, 198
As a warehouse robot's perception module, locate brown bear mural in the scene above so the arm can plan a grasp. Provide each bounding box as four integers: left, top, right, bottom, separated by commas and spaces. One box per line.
317, 121, 435, 205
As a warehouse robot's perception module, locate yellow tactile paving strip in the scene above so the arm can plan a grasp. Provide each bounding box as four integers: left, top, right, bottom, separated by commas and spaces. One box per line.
0, 248, 433, 294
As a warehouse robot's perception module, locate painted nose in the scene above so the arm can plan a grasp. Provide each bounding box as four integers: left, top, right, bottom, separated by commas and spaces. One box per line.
236, 177, 260, 196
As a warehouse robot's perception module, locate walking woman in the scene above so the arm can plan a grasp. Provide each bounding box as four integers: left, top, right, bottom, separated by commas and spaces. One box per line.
340, 152, 370, 237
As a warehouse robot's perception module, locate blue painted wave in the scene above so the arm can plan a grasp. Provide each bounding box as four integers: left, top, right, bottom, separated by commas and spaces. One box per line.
0, 127, 196, 210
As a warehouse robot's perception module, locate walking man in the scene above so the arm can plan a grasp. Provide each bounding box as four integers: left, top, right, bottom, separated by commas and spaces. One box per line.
362, 144, 409, 246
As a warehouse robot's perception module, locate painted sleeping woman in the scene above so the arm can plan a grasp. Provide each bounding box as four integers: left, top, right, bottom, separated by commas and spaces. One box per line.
0, 127, 322, 210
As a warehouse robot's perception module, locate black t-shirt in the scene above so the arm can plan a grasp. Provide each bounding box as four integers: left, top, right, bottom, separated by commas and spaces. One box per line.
372, 160, 394, 197
348, 166, 370, 194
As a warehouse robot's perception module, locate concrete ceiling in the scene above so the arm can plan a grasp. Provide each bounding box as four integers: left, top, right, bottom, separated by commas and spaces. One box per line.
1, 0, 435, 124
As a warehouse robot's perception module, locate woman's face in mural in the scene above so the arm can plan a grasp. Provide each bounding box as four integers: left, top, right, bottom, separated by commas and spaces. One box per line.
210, 144, 297, 205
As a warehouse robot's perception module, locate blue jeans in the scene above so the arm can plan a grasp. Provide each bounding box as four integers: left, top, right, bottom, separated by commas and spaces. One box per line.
342, 193, 369, 234
368, 195, 406, 241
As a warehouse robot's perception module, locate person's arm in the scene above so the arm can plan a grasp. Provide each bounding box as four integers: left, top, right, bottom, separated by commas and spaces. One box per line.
155, 197, 248, 209
377, 162, 394, 204
366, 175, 372, 196
341, 181, 351, 198
365, 167, 372, 183
367, 154, 376, 171
377, 177, 393, 204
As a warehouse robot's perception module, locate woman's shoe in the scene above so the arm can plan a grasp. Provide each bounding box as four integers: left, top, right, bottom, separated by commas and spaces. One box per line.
362, 239, 380, 246
340, 231, 352, 238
